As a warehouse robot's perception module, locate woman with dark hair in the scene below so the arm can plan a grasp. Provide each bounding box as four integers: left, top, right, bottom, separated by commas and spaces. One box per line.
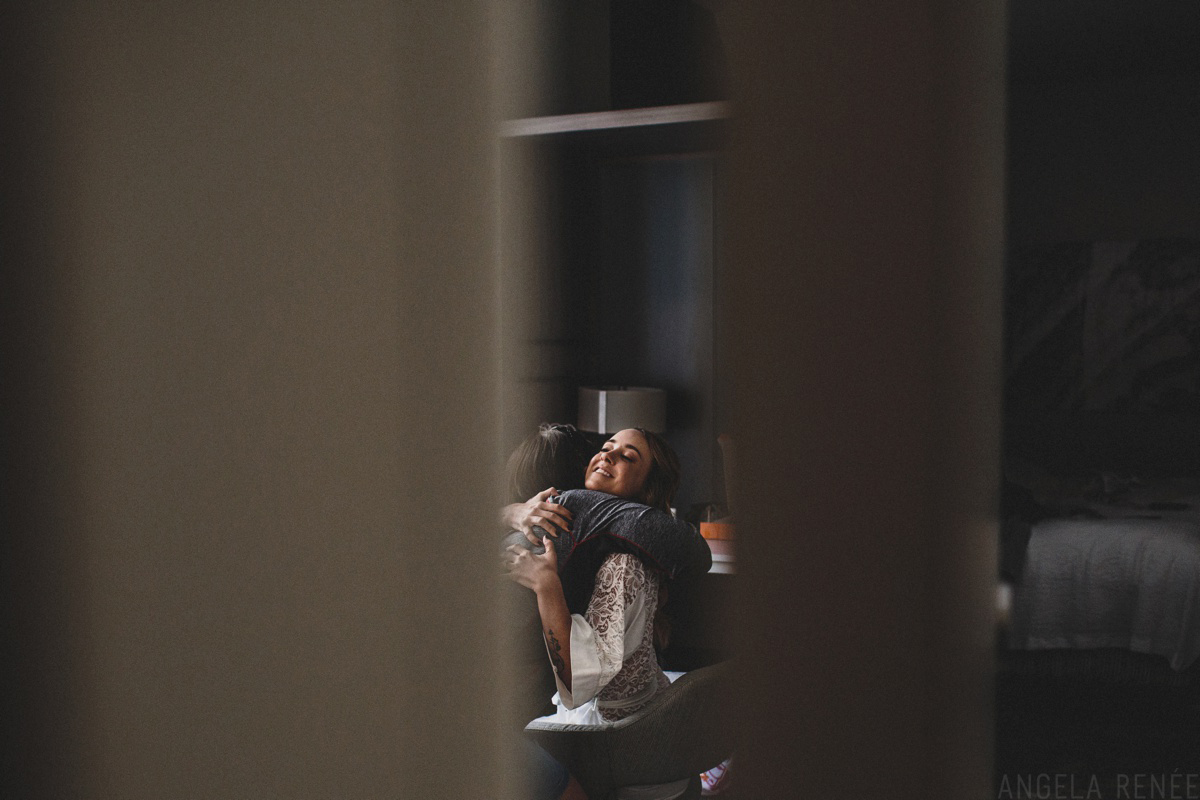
501, 425, 708, 597
505, 428, 702, 728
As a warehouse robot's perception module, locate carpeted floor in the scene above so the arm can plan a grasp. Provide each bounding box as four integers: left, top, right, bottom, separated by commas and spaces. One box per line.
995, 671, 1200, 798
694, 668, 1200, 798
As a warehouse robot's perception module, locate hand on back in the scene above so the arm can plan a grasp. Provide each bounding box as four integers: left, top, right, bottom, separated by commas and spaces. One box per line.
502, 487, 574, 545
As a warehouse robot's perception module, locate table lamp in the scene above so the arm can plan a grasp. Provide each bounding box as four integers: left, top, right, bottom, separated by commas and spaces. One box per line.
577, 386, 667, 434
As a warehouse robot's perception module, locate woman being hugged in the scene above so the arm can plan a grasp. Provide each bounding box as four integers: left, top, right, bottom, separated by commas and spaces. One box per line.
505, 427, 683, 724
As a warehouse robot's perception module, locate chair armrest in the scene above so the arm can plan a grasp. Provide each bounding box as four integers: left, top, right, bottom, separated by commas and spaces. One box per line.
523, 662, 735, 792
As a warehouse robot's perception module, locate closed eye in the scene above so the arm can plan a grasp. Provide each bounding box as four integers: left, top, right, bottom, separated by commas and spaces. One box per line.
600, 444, 637, 463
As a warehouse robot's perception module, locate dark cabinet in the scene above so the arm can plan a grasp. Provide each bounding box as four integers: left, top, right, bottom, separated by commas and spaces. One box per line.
501, 102, 728, 514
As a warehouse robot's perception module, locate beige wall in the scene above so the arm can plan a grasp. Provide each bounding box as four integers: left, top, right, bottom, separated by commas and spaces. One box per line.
6, 3, 510, 797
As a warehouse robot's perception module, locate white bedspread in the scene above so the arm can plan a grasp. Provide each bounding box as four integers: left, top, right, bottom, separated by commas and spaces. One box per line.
1009, 493, 1200, 670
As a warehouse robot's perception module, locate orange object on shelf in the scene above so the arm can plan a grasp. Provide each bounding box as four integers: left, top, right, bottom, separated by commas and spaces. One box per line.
700, 521, 735, 540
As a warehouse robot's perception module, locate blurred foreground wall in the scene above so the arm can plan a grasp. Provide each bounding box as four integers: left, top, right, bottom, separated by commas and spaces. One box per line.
3, 3, 510, 797
720, 2, 1006, 797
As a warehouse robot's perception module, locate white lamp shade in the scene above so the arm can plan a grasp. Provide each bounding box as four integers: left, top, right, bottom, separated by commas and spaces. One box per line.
578, 386, 667, 433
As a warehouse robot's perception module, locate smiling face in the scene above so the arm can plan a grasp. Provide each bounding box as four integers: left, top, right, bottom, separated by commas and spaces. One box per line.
584, 428, 653, 502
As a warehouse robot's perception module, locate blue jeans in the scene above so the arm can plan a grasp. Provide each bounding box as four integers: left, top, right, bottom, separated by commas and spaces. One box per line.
521, 739, 570, 800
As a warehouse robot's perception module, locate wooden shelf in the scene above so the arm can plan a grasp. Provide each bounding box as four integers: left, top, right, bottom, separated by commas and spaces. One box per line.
500, 101, 730, 138
500, 101, 728, 158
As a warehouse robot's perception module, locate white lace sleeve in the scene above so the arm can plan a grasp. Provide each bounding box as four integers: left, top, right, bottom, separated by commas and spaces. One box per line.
552, 553, 653, 709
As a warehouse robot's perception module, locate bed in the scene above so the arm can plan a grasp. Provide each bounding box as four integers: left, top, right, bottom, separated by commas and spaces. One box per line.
1000, 238, 1200, 685
1003, 468, 1200, 682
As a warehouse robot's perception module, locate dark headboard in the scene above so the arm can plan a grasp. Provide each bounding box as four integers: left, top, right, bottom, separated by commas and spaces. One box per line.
1005, 239, 1200, 475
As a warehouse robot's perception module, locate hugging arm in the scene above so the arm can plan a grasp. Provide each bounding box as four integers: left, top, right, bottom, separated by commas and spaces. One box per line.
506, 538, 574, 691
599, 501, 713, 579
669, 514, 713, 577
552, 490, 712, 579
501, 488, 574, 544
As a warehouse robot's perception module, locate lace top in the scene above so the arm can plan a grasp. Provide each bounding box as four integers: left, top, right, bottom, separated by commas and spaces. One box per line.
552, 553, 669, 722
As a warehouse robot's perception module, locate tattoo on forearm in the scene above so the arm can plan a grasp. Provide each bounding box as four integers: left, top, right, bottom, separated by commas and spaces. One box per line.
545, 629, 566, 677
